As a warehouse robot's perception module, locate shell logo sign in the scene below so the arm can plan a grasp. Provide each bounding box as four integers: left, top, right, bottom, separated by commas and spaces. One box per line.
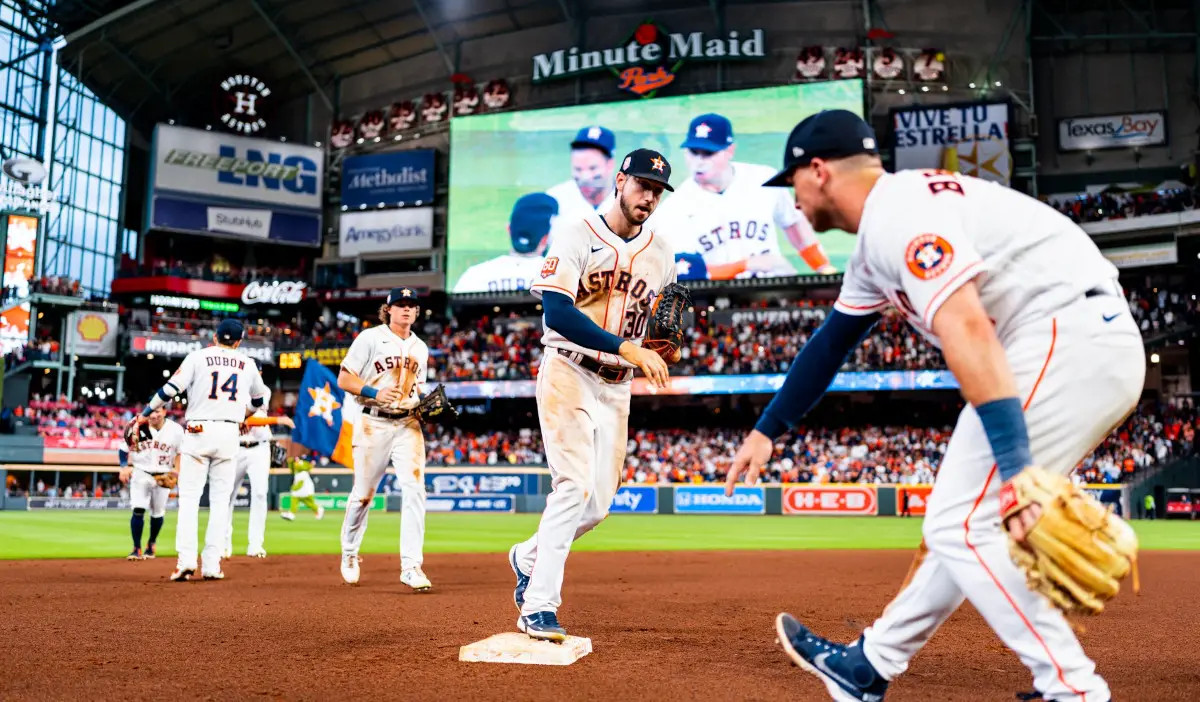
76, 313, 110, 342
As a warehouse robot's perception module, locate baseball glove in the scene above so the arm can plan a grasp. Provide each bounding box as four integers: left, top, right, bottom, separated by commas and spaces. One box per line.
643, 282, 692, 362
415, 384, 458, 423
1001, 466, 1139, 615
123, 418, 153, 448
154, 472, 178, 489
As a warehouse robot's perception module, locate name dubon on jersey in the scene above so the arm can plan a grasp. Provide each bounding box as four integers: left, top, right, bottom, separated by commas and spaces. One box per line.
168, 346, 268, 422
834, 170, 1119, 348
531, 210, 677, 368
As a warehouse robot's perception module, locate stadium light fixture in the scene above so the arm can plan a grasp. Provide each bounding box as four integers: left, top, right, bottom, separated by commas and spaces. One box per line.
898, 89, 905, 95
377, 202, 385, 208
356, 138, 364, 144
314, 141, 322, 147
340, 205, 347, 211
205, 125, 212, 130
147, 354, 155, 360
921, 86, 929, 92
162, 370, 170, 378
994, 80, 1002, 87
1150, 353, 1160, 364
373, 137, 381, 143
394, 135, 402, 141
168, 119, 175, 125
942, 85, 948, 91
358, 204, 367, 210
969, 82, 976, 89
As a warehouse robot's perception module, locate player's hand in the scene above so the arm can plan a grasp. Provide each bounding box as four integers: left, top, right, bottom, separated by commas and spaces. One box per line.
377, 386, 405, 405
619, 341, 669, 389
1004, 501, 1043, 546
277, 416, 295, 429
745, 253, 791, 273
726, 429, 774, 496
119, 468, 132, 484
816, 264, 838, 275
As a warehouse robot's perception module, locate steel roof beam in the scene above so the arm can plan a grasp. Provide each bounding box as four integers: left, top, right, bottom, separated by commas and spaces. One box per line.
248, 0, 334, 109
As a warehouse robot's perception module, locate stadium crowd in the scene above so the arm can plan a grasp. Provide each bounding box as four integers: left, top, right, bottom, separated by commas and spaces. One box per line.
2, 275, 83, 303
1052, 187, 1197, 224
4, 338, 61, 370
1125, 284, 1200, 335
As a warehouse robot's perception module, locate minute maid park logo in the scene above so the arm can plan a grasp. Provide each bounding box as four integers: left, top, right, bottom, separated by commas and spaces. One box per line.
531, 21, 766, 98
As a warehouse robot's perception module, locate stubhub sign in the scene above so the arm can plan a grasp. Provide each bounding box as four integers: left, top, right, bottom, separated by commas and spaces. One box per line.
149, 124, 322, 245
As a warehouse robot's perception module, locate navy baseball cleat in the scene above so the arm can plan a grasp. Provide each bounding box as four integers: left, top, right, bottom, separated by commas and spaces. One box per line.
775, 613, 888, 702
508, 545, 530, 611
517, 611, 566, 642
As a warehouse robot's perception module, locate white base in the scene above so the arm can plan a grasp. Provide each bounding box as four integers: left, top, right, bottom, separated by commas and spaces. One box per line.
458, 632, 593, 665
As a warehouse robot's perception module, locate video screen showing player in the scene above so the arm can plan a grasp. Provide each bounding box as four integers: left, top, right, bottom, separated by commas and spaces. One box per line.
451, 193, 559, 293
653, 113, 838, 280
544, 126, 616, 221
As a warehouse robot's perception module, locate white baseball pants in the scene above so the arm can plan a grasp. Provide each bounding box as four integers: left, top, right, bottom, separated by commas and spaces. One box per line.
175, 422, 239, 575
129, 470, 170, 517
514, 352, 629, 617
226, 441, 271, 555
862, 293, 1145, 702
339, 414, 427, 571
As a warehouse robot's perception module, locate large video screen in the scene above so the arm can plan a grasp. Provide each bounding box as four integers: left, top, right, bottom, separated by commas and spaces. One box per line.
446, 81, 863, 294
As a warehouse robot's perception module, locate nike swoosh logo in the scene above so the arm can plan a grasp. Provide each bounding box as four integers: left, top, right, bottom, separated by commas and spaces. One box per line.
812, 652, 860, 695
590, 246, 604, 253
1102, 313, 1119, 322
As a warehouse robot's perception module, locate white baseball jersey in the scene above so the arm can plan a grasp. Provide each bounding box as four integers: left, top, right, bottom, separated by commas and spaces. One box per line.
530, 210, 677, 369
127, 419, 184, 474
545, 179, 615, 223
340, 326, 429, 411
453, 253, 546, 294
245, 410, 272, 443
653, 162, 805, 277
166, 345, 268, 422
833, 170, 1119, 347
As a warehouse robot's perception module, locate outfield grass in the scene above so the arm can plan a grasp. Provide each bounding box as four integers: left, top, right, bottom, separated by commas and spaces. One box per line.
1, 511, 1197, 560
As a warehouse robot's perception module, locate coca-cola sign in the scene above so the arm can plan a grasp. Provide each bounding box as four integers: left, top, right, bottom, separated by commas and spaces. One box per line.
241, 280, 308, 305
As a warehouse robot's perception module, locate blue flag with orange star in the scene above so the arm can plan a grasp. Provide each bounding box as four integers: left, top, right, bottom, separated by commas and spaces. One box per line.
292, 359, 355, 467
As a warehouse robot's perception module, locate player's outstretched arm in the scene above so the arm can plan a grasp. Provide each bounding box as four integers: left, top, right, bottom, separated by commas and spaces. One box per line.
931, 281, 1040, 541
726, 308, 880, 495
783, 223, 837, 274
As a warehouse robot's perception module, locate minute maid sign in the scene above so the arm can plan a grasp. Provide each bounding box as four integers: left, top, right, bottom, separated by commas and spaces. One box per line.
532, 21, 766, 97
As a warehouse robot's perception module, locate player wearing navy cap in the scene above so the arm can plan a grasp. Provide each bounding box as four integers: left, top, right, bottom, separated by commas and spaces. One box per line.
452, 193, 559, 293
545, 125, 617, 221
653, 112, 836, 281
336, 286, 434, 591
129, 316, 268, 581
726, 109, 1142, 702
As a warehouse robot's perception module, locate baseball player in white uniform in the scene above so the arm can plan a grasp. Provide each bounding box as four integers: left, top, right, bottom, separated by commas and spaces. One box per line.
451, 193, 559, 293
544, 125, 616, 222
652, 113, 837, 280
508, 148, 677, 641
119, 406, 183, 560
726, 110, 1144, 702
131, 319, 268, 582
224, 388, 294, 558
336, 286, 432, 592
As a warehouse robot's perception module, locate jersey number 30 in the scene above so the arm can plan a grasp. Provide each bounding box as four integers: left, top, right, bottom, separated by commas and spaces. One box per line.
208, 372, 239, 401
622, 309, 648, 337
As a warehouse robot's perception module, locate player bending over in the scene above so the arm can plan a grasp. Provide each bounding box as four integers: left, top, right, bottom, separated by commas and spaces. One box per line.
726, 110, 1143, 702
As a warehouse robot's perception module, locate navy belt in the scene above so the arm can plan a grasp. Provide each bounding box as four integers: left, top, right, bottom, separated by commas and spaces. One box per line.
557, 348, 631, 383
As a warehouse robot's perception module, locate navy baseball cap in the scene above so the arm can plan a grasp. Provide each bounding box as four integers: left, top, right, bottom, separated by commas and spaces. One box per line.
509, 193, 558, 254
680, 113, 735, 152
215, 319, 244, 343
570, 125, 615, 157
387, 287, 420, 306
763, 110, 879, 187
619, 148, 674, 192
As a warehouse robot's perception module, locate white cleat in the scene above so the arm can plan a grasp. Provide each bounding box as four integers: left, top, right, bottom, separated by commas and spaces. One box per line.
341, 554, 361, 585
400, 567, 432, 592
202, 571, 225, 581
247, 548, 267, 558
280, 511, 295, 521
223, 546, 233, 559
315, 506, 325, 521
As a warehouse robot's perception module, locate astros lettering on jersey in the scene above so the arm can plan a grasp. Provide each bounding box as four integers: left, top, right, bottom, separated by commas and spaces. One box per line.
653, 161, 805, 277
340, 325, 429, 410
530, 210, 676, 367
128, 419, 184, 474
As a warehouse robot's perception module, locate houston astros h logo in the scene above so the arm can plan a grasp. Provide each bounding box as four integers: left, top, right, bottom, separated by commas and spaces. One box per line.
651, 157, 666, 173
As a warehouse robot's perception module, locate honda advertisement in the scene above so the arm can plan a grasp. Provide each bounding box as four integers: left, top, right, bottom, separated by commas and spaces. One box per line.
1057, 112, 1167, 152
128, 331, 275, 365
782, 485, 878, 515
426, 495, 515, 513
341, 150, 435, 209
609, 486, 658, 514
148, 124, 323, 246
673, 485, 765, 514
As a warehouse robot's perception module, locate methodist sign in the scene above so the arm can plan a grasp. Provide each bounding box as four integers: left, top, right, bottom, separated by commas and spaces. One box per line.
1057, 112, 1167, 151
531, 21, 766, 97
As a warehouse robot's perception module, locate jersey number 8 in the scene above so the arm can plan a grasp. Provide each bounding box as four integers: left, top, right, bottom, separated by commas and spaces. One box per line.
208, 372, 239, 401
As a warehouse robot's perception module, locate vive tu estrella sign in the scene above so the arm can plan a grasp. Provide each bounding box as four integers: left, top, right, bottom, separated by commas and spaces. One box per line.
531, 21, 766, 98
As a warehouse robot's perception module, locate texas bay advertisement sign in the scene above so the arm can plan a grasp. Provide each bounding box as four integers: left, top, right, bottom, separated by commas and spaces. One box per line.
148, 124, 322, 246
531, 21, 766, 97
1057, 112, 1167, 152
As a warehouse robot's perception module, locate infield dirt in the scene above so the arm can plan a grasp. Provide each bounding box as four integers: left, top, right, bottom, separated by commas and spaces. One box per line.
1, 550, 1195, 700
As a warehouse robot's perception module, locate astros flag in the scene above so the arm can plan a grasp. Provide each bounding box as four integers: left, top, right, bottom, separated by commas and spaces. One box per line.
292, 359, 354, 468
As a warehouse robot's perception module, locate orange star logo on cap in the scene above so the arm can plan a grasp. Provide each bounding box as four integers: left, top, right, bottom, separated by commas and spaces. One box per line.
650, 156, 665, 173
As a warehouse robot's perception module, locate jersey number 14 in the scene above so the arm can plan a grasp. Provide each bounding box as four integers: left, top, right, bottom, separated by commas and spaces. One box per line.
208, 372, 239, 401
